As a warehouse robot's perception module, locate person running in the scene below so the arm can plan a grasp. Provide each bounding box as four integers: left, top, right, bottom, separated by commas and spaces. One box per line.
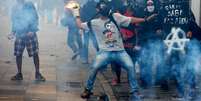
61, 7, 82, 60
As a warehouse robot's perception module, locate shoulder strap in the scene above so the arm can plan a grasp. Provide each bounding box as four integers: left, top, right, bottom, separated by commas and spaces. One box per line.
87, 21, 94, 33
87, 14, 121, 34
108, 14, 121, 32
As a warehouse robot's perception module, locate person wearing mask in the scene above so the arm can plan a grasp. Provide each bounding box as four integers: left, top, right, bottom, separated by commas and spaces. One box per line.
111, 5, 139, 86
68, 1, 157, 100
137, 0, 163, 89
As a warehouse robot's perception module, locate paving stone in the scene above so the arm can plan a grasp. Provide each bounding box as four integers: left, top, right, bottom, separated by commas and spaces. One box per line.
26, 84, 56, 95
57, 92, 85, 101
102, 67, 201, 101
0, 95, 24, 101
25, 93, 56, 101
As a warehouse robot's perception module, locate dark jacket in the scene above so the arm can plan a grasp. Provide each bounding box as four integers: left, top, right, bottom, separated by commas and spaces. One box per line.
137, 1, 161, 42
157, 0, 193, 35
140, 7, 161, 40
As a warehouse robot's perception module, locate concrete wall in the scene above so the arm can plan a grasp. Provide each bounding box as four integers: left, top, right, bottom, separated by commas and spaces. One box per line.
191, 0, 201, 26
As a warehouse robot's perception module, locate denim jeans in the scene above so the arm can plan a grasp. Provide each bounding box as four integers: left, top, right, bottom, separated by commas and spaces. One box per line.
184, 40, 201, 90
162, 51, 186, 96
110, 47, 139, 82
86, 50, 139, 93
67, 30, 82, 53
80, 31, 99, 62
139, 39, 164, 87
139, 44, 153, 87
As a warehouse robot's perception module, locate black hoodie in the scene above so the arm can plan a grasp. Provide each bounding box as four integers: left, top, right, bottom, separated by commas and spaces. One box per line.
158, 0, 194, 36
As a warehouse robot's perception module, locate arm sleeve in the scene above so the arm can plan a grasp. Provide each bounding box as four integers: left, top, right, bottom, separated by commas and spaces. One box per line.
156, 9, 163, 30
28, 2, 39, 33
112, 13, 132, 27
30, 12, 39, 32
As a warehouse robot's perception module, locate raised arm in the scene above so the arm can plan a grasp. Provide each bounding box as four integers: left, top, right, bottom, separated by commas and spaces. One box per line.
130, 17, 146, 24
64, 2, 85, 30
131, 14, 158, 24
113, 13, 158, 27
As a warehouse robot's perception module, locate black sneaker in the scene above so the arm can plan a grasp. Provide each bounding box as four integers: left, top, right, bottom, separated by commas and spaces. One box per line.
11, 73, 23, 81
35, 73, 46, 82
81, 88, 93, 99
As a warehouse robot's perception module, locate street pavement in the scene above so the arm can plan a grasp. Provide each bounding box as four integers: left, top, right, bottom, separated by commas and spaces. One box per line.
0, 13, 201, 101
0, 14, 102, 101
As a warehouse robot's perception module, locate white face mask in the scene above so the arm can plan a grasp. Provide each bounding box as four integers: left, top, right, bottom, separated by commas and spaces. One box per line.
147, 6, 155, 13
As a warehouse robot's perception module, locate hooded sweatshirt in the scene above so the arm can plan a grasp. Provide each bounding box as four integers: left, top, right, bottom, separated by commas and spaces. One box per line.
158, 0, 194, 36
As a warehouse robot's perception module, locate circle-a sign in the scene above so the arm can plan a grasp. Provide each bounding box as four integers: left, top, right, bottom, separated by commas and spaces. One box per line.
164, 27, 190, 54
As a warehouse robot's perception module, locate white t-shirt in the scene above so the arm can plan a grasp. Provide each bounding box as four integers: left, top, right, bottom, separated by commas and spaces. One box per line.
81, 13, 132, 51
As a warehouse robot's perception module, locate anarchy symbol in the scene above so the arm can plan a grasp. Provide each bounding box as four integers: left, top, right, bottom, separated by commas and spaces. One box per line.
164, 27, 190, 54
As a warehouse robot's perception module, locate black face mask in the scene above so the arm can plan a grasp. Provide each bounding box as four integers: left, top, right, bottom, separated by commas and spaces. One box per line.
99, 6, 111, 17
96, 1, 112, 17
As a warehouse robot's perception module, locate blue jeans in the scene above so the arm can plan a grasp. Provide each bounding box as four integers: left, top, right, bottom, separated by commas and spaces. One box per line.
161, 51, 185, 96
86, 50, 139, 93
67, 30, 82, 53
184, 40, 200, 90
139, 39, 164, 87
80, 31, 99, 62
110, 47, 139, 82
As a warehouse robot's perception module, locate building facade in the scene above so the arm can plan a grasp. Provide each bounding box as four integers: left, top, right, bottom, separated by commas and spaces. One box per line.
191, 0, 201, 26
